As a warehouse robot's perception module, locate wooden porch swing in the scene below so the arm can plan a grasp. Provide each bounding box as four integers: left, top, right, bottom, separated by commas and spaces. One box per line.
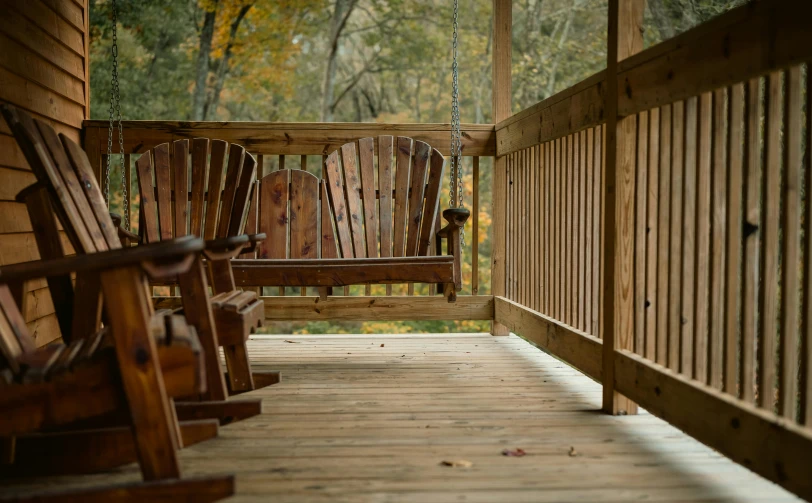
232, 136, 470, 301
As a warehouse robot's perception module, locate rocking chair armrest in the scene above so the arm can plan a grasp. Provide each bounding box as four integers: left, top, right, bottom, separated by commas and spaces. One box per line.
0, 236, 204, 284
110, 212, 141, 246
242, 233, 267, 254
203, 234, 250, 261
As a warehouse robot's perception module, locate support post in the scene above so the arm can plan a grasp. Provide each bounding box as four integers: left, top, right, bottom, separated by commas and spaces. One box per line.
602, 0, 644, 415
491, 0, 511, 336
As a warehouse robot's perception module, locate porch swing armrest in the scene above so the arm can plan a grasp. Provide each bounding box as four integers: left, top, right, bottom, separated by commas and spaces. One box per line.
203, 234, 251, 261
435, 208, 469, 297
436, 208, 470, 239
110, 213, 141, 246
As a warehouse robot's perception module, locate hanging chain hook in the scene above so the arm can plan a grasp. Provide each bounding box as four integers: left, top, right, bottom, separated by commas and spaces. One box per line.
450, 0, 465, 246
106, 0, 128, 229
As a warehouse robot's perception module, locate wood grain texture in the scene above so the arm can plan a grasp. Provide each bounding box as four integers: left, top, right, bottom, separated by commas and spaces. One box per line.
81, 122, 496, 157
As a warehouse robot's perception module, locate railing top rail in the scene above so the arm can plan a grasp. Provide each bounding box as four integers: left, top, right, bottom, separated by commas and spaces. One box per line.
82, 121, 496, 157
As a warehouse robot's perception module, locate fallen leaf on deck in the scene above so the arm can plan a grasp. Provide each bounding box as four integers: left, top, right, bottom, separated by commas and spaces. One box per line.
501, 448, 526, 457
283, 340, 299, 344
440, 460, 473, 468
568, 447, 578, 457
380, 344, 385, 347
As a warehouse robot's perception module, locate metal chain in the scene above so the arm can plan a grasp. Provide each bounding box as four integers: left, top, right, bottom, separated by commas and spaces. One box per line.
449, 0, 465, 246
106, 0, 128, 229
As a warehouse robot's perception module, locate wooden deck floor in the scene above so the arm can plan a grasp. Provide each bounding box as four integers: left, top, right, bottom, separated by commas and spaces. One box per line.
1, 333, 801, 502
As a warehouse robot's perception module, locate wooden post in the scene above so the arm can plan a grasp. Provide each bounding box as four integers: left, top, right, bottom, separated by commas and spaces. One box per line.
602, 0, 644, 415
491, 0, 511, 336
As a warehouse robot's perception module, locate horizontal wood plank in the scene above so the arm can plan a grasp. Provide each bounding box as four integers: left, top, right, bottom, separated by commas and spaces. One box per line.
0, 231, 74, 266
0, 67, 84, 128
0, 31, 85, 105
9, 0, 85, 57
614, 349, 812, 501
0, 4, 84, 79
496, 71, 606, 156
82, 122, 496, 157
494, 297, 603, 382
618, 0, 812, 117
153, 295, 494, 321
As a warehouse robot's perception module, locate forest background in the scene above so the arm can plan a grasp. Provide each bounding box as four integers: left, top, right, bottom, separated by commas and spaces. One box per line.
89, 0, 744, 334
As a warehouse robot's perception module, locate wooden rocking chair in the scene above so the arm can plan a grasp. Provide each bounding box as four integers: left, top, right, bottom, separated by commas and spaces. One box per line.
1, 104, 268, 419
0, 237, 234, 502
133, 138, 275, 393
231, 136, 470, 301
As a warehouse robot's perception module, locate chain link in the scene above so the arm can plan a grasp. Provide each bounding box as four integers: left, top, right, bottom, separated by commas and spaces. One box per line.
449, 0, 465, 246
106, 0, 128, 229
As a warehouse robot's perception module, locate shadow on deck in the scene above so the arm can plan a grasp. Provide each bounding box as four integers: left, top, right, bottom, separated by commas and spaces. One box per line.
0, 333, 800, 502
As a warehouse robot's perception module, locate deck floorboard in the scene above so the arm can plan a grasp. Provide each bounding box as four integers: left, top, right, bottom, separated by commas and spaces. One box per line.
0, 333, 800, 502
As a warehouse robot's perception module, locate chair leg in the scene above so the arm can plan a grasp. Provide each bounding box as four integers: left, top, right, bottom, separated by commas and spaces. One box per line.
222, 341, 255, 393
224, 371, 281, 395
176, 257, 229, 402
100, 266, 181, 481
0, 475, 234, 503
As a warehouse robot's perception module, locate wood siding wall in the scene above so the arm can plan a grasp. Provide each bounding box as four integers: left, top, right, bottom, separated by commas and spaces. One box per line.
0, 0, 89, 346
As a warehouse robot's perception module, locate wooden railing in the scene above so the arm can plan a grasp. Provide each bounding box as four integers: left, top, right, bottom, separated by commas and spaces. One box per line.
81, 121, 496, 321
494, 1, 812, 500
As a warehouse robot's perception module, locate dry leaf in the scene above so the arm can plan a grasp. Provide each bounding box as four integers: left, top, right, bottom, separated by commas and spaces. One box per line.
380, 344, 385, 347
283, 340, 299, 344
568, 446, 577, 457
501, 448, 527, 457
440, 460, 473, 468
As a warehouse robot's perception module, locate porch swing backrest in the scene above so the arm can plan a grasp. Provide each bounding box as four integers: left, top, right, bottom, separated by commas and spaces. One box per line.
256, 136, 446, 260
135, 139, 257, 244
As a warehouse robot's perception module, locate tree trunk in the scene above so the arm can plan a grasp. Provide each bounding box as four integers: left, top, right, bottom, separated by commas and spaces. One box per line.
321, 0, 357, 122
544, 0, 580, 98
205, 3, 253, 120
192, 1, 218, 121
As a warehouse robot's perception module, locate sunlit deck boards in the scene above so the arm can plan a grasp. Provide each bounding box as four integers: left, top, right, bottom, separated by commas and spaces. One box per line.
1, 333, 800, 502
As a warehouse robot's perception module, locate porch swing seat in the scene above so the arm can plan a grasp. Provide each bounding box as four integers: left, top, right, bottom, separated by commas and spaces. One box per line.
231, 135, 469, 301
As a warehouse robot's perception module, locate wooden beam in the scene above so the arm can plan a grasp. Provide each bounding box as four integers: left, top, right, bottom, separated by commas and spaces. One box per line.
617, 0, 812, 118
154, 295, 494, 322
614, 349, 812, 501
602, 0, 644, 416
490, 0, 511, 337
494, 297, 602, 382
496, 71, 606, 156
81, 122, 496, 157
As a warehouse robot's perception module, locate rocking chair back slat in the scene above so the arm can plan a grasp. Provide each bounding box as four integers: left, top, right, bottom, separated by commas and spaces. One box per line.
60, 139, 121, 250
358, 137, 378, 258
216, 144, 246, 239
405, 140, 431, 256
203, 140, 228, 240
0, 285, 30, 375
339, 142, 365, 258
36, 122, 108, 252
135, 153, 160, 244
378, 136, 394, 259
8, 109, 95, 254
324, 151, 353, 257
392, 137, 412, 258
153, 143, 173, 241
189, 138, 209, 236
290, 170, 319, 259
173, 140, 190, 237
259, 169, 289, 260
